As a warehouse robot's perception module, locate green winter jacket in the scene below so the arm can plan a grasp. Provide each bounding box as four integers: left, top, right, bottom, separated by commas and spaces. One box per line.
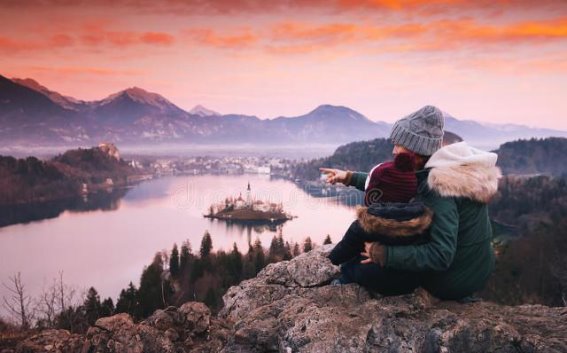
350, 142, 500, 299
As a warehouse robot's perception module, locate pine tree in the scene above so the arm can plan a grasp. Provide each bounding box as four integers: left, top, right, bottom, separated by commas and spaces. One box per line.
293, 242, 301, 257
190, 258, 205, 283
238, 238, 267, 278
230, 243, 243, 282
303, 237, 313, 253
170, 243, 180, 278
268, 235, 279, 261
323, 235, 333, 245
56, 305, 88, 333
204, 287, 218, 309
277, 228, 285, 249
242, 244, 256, 279
180, 240, 192, 270
83, 287, 101, 326
254, 249, 266, 275
115, 282, 141, 320
138, 254, 166, 318
100, 297, 114, 318
200, 231, 213, 258
283, 241, 292, 260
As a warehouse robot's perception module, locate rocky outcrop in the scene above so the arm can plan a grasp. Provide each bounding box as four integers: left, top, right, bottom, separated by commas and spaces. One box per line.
14, 302, 229, 353
14, 245, 567, 353
11, 329, 84, 353
219, 245, 567, 353
97, 143, 121, 161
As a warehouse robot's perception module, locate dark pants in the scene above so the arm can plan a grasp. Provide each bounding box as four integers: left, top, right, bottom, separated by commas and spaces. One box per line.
329, 220, 392, 266
329, 220, 420, 295
340, 256, 421, 295
329, 219, 420, 265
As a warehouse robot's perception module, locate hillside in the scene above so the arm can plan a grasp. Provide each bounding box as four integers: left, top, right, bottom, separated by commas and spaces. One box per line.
0, 144, 136, 206
293, 137, 567, 181
293, 138, 394, 180
496, 137, 567, 176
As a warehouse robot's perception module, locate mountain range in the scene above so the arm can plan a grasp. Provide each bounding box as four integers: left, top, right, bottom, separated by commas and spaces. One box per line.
1, 74, 565, 148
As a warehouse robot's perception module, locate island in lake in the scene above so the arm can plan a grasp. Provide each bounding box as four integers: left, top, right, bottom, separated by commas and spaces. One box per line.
204, 182, 294, 226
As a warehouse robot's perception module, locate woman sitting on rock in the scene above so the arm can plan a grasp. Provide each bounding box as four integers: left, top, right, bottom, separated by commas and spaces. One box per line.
321, 105, 500, 300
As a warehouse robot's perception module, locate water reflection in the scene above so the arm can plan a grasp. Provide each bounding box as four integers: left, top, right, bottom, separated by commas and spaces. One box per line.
206, 218, 284, 245
0, 177, 364, 230
296, 181, 364, 207
0, 188, 128, 227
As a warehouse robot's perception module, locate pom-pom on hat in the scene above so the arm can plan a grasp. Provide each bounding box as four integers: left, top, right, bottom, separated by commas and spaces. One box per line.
364, 153, 417, 206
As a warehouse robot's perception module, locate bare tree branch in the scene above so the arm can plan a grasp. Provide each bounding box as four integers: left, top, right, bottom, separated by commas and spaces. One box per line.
1, 272, 35, 329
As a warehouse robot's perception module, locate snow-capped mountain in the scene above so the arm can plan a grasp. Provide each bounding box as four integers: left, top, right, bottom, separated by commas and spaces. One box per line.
96, 87, 184, 112
189, 105, 221, 117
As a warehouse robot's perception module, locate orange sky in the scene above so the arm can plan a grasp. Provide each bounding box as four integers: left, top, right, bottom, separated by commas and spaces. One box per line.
1, 0, 566, 128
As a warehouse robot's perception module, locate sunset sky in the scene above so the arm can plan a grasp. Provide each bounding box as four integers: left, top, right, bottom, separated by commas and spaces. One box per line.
1, 0, 566, 129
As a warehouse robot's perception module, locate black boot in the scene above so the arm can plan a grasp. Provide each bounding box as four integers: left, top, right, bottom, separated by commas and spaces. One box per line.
328, 220, 367, 266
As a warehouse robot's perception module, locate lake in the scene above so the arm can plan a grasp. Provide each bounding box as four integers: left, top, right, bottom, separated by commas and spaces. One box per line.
0, 174, 358, 312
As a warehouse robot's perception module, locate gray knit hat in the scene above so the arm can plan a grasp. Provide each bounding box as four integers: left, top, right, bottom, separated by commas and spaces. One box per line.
389, 105, 444, 156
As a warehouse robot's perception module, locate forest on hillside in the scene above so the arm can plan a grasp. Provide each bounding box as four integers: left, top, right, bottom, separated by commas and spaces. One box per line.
0, 146, 137, 206
496, 137, 567, 176
292, 137, 567, 180
482, 175, 567, 306
292, 138, 394, 180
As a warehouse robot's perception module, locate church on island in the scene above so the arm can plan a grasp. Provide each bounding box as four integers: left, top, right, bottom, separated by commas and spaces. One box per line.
204, 182, 294, 224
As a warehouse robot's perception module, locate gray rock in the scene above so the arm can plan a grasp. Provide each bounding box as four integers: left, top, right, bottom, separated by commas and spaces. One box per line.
16, 303, 224, 353
14, 329, 84, 353
14, 247, 567, 353
219, 245, 567, 353
84, 313, 166, 353
286, 245, 339, 287
178, 302, 211, 334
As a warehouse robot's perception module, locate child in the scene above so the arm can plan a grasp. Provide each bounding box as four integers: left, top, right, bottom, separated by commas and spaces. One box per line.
327, 152, 433, 267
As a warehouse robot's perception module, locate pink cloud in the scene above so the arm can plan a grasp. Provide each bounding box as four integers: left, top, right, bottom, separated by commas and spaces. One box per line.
141, 32, 175, 45
184, 28, 258, 48
26, 66, 143, 76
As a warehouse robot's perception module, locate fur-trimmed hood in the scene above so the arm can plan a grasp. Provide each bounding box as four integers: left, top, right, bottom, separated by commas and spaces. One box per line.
356, 203, 433, 238
425, 141, 501, 203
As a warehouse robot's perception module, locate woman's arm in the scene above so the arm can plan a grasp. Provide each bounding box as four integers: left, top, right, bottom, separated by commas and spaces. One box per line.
319, 168, 367, 191
383, 196, 459, 271
350, 172, 368, 192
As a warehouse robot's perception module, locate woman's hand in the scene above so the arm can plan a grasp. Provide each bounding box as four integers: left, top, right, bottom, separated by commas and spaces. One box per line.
360, 242, 373, 264
360, 242, 386, 266
319, 168, 350, 185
